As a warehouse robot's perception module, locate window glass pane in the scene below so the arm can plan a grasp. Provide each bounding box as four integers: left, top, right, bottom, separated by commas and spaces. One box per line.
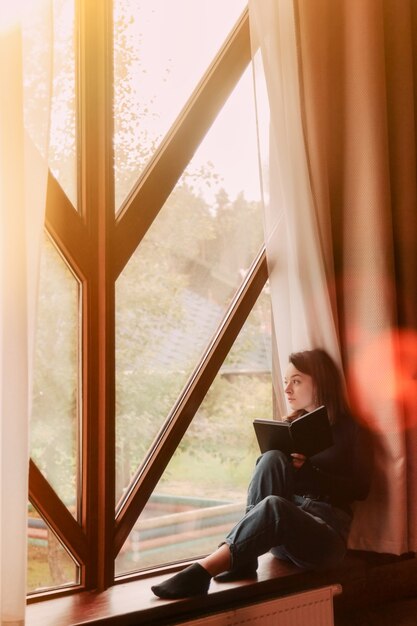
27, 503, 80, 594
115, 289, 272, 575
113, 0, 247, 210
31, 232, 80, 518
49, 0, 77, 208
115, 67, 262, 503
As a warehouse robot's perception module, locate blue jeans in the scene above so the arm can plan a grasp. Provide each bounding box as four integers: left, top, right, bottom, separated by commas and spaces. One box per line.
223, 450, 352, 571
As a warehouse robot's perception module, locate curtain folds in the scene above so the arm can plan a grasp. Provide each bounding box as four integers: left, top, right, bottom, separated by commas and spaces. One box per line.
0, 3, 51, 623
249, 0, 417, 554
248, 0, 341, 416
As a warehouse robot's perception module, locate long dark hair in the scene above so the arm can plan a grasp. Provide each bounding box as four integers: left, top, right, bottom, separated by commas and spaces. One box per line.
288, 348, 350, 425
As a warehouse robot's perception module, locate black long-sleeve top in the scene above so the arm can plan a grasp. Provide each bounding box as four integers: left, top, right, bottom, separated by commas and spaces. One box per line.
294, 412, 372, 513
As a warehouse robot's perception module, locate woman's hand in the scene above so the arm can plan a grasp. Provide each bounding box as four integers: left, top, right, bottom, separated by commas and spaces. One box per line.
291, 453, 307, 469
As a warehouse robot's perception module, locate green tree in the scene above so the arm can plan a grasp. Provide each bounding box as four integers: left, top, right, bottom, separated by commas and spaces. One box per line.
31, 235, 78, 507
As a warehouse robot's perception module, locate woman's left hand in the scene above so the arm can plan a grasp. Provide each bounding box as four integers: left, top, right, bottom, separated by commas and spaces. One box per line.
291, 453, 307, 469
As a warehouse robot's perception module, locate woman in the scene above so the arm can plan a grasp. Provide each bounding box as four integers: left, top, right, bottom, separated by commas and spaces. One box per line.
152, 348, 372, 599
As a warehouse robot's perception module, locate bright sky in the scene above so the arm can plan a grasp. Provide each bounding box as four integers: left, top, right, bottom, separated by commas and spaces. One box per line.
114, 0, 262, 205
23, 0, 263, 208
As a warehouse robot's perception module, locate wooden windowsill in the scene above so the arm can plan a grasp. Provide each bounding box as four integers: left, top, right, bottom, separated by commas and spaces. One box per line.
26, 550, 417, 626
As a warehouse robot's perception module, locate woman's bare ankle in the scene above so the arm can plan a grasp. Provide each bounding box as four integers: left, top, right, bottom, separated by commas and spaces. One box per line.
199, 543, 232, 577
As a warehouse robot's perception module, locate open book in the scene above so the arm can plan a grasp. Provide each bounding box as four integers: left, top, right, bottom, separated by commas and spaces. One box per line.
253, 405, 333, 457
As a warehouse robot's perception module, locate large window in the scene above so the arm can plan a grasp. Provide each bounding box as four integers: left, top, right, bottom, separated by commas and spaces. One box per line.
29, 0, 270, 595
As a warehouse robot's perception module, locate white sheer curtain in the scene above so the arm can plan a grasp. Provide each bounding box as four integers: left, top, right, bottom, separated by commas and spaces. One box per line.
248, 0, 340, 414
249, 0, 417, 555
0, 3, 51, 623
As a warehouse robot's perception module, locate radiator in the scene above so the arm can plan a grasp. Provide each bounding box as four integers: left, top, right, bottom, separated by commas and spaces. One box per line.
178, 584, 341, 626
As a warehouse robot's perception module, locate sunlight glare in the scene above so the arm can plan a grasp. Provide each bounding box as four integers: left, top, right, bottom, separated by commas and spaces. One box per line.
1, 0, 47, 32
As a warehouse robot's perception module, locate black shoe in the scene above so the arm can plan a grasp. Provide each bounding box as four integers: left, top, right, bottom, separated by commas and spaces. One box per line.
214, 562, 258, 582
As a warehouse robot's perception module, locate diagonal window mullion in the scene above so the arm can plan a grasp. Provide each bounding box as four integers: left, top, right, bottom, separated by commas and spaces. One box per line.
28, 459, 89, 568
112, 8, 251, 280
45, 172, 91, 280
114, 247, 268, 557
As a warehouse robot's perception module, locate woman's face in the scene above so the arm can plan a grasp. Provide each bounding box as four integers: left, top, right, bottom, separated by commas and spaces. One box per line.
284, 363, 317, 413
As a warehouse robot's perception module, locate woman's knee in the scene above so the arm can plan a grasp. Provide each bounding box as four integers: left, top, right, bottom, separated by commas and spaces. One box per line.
256, 449, 289, 468
248, 451, 294, 505
262, 494, 289, 513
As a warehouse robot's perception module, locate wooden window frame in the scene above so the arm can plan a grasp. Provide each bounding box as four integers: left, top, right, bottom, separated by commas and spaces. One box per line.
28, 2, 267, 598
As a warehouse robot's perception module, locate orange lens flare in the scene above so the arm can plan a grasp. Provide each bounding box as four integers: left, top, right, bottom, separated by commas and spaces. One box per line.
347, 329, 417, 434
